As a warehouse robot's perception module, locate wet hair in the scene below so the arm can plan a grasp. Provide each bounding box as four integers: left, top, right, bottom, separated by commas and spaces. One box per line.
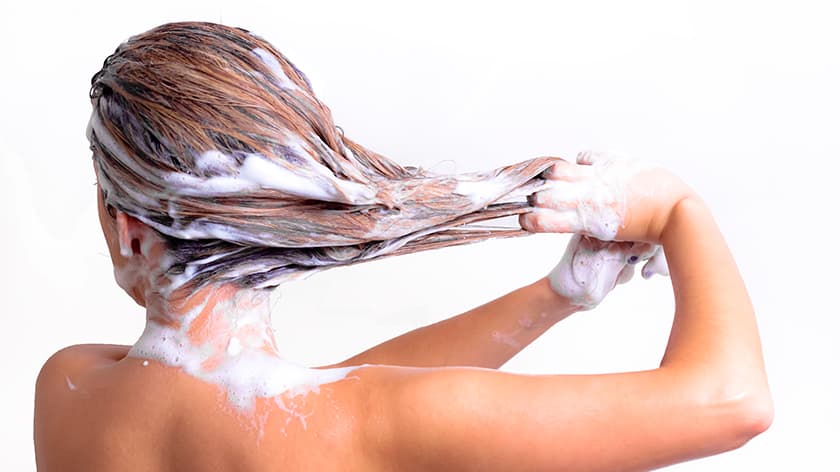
88, 21, 558, 292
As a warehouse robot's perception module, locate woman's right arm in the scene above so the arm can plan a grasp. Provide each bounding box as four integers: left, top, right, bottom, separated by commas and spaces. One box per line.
366, 158, 772, 471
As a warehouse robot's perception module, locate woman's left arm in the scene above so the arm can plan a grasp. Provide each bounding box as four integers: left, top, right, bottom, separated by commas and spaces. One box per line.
328, 237, 660, 369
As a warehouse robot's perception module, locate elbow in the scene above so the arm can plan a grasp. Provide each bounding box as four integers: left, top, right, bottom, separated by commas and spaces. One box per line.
708, 386, 774, 452
673, 366, 774, 455
730, 389, 774, 443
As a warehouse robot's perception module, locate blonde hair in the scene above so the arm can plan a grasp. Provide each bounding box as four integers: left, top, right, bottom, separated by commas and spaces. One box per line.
88, 21, 557, 292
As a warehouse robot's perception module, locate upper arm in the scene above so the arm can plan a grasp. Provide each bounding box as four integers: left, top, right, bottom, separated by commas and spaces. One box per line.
34, 347, 77, 470
376, 367, 760, 472
35, 344, 130, 467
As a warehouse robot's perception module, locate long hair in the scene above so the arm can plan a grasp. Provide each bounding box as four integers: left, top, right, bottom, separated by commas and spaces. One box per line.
88, 21, 558, 293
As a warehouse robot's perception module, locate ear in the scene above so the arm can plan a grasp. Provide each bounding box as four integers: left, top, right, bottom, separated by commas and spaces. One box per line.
114, 211, 153, 258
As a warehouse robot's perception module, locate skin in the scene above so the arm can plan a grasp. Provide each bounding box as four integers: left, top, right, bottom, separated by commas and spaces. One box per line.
34, 156, 772, 471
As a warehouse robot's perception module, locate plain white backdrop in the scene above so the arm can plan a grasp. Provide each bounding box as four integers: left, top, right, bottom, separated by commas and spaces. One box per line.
1, 0, 837, 469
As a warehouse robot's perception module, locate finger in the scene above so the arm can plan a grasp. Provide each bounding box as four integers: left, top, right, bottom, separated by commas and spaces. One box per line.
604, 240, 635, 251
578, 234, 611, 251
539, 156, 571, 173
565, 233, 584, 249
519, 209, 579, 233
626, 242, 657, 263
528, 184, 583, 209
642, 246, 669, 279
542, 160, 591, 182
637, 242, 659, 259
576, 150, 602, 166
586, 250, 628, 294
576, 150, 618, 166
616, 264, 635, 284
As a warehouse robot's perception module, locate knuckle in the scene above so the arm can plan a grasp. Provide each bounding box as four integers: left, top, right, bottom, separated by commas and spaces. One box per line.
523, 213, 547, 232
519, 213, 537, 231
545, 162, 571, 180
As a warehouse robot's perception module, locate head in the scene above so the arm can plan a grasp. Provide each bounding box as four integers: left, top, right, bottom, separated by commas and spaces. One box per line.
89, 22, 556, 304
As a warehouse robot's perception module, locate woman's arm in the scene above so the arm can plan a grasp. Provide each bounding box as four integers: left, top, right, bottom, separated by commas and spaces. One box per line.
331, 236, 659, 369
657, 197, 770, 398
333, 277, 577, 369
367, 156, 772, 471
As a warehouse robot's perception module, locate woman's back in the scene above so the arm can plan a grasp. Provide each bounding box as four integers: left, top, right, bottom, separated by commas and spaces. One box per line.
35, 344, 385, 472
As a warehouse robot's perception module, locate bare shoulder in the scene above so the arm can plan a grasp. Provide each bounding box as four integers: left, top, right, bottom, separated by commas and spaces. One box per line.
38, 343, 131, 375
35, 344, 131, 410
34, 344, 165, 471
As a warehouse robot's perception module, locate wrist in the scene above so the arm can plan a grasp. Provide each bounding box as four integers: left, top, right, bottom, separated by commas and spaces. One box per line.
659, 194, 708, 244
651, 184, 701, 243
532, 277, 584, 320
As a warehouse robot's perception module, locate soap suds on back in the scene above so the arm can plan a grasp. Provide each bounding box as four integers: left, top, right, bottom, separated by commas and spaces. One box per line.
129, 288, 362, 412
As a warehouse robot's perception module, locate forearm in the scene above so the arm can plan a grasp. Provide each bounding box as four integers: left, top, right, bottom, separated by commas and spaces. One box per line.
659, 197, 771, 413
338, 278, 580, 369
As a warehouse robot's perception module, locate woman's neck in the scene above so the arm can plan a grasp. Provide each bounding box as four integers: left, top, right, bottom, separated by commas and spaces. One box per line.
129, 282, 358, 411
135, 284, 280, 362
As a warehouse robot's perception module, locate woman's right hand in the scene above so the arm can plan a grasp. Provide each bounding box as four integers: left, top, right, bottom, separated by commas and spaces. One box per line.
520, 151, 696, 244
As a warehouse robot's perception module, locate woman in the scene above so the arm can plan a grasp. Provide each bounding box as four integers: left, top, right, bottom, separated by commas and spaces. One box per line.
34, 22, 772, 471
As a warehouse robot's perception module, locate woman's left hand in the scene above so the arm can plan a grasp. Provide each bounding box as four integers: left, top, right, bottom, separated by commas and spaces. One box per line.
521, 151, 694, 243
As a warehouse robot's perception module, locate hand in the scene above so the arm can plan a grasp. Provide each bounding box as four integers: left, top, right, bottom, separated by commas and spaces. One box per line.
548, 235, 669, 310
520, 151, 695, 243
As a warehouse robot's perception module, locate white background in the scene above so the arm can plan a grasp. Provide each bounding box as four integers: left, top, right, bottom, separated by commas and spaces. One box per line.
1, 0, 837, 469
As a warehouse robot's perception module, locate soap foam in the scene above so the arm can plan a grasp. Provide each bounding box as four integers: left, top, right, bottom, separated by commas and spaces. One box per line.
252, 47, 301, 91
548, 235, 662, 309
128, 287, 361, 412
536, 151, 655, 240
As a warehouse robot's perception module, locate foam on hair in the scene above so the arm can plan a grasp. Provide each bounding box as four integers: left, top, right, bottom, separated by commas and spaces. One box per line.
88, 21, 559, 292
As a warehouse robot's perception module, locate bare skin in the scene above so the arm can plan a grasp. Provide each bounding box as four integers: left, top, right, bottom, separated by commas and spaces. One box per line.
33, 280, 576, 472
34, 156, 772, 471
